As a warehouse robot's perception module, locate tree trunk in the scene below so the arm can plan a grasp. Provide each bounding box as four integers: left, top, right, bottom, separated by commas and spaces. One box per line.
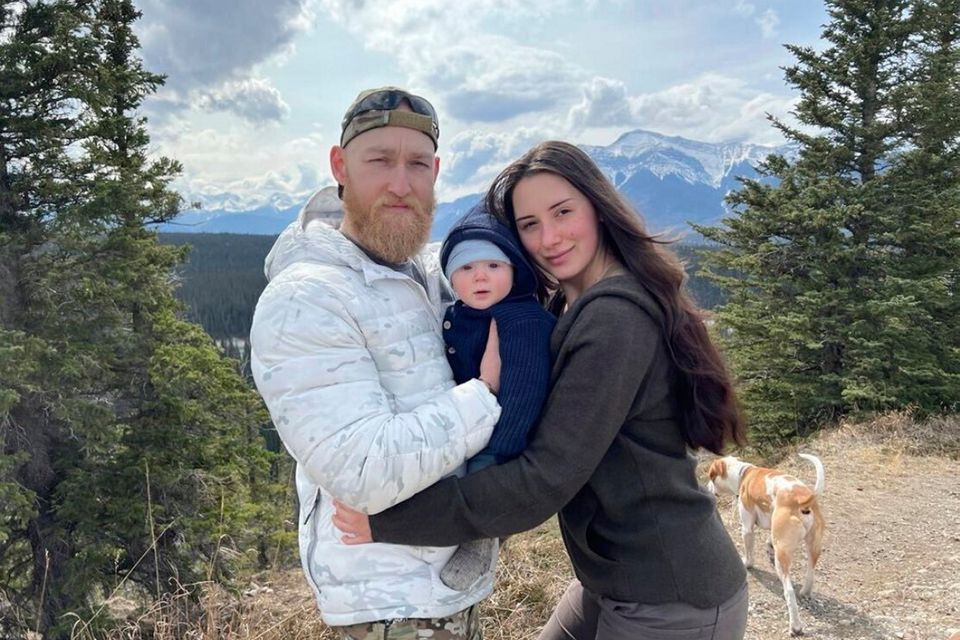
12, 403, 73, 639
27, 509, 73, 639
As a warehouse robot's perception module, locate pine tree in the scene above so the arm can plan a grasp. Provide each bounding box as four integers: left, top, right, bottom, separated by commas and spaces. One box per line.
877, 0, 960, 408
1, 2, 96, 631
696, 0, 960, 442
1, 2, 289, 636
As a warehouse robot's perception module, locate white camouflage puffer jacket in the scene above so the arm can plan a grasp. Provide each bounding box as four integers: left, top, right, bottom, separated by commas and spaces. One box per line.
250, 191, 500, 626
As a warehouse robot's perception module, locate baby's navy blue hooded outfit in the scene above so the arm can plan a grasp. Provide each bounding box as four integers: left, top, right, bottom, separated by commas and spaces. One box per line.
440, 204, 556, 471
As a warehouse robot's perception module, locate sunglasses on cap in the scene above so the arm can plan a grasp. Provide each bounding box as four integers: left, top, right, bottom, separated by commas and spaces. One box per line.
340, 87, 440, 149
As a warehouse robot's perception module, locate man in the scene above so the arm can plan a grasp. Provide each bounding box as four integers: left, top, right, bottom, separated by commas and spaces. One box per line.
249, 87, 501, 639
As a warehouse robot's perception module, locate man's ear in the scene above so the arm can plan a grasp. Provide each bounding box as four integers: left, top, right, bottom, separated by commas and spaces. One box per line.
330, 145, 347, 184
433, 155, 440, 182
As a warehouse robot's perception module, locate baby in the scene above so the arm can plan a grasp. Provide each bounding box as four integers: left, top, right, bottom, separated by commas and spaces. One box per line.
438, 202, 556, 589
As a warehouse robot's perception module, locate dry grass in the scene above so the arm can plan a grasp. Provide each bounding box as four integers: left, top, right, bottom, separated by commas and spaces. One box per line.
836, 410, 960, 458
69, 575, 336, 640
75, 411, 958, 639
478, 525, 571, 640
70, 524, 571, 639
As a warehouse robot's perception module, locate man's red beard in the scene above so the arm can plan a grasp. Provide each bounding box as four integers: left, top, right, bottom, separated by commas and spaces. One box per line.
342, 189, 435, 263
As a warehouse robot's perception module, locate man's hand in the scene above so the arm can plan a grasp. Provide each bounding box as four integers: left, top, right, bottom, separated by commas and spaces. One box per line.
333, 500, 373, 544
479, 318, 501, 394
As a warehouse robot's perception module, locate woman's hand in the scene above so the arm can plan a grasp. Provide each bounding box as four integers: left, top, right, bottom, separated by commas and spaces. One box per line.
332, 500, 373, 545
479, 318, 501, 394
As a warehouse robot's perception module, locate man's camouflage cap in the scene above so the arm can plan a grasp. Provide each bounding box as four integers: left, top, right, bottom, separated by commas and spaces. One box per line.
340, 86, 440, 149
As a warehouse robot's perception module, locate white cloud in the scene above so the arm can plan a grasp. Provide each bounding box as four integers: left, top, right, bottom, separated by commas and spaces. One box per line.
757, 9, 780, 39
316, 0, 584, 123
313, 0, 790, 140
136, 0, 311, 118
568, 73, 794, 145
424, 38, 584, 123
632, 75, 794, 144
439, 125, 555, 196
194, 79, 290, 124
318, 0, 556, 36
568, 77, 635, 129
731, 1, 779, 39
137, 0, 311, 89
151, 118, 331, 208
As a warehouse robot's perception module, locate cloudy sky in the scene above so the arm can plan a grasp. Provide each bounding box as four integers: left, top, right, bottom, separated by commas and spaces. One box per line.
135, 0, 829, 209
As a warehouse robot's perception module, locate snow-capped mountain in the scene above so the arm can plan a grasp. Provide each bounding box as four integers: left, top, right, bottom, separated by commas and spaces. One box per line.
186, 190, 312, 212
578, 130, 784, 234
592, 130, 776, 188
152, 129, 786, 239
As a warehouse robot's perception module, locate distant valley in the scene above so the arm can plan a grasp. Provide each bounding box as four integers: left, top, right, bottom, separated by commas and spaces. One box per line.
160, 232, 727, 345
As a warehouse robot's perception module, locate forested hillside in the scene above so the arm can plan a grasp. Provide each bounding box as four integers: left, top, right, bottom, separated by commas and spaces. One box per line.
160, 233, 274, 340
160, 233, 726, 341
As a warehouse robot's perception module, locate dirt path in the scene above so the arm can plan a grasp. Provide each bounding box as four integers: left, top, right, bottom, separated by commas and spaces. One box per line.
720, 423, 960, 639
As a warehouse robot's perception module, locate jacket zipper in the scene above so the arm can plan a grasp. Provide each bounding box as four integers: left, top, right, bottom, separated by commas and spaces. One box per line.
383, 257, 444, 332
409, 274, 443, 334
303, 490, 323, 595
302, 489, 321, 524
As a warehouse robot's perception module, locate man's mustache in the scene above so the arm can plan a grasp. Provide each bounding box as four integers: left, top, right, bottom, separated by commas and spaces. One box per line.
375, 195, 432, 217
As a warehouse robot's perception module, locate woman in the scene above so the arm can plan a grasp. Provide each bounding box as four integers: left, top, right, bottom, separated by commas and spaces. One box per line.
334, 141, 750, 639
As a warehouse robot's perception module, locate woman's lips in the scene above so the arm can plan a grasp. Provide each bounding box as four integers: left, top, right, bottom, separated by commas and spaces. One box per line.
544, 247, 572, 265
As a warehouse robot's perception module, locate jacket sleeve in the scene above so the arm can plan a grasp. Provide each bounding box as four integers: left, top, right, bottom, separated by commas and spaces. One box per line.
250, 277, 500, 515
369, 297, 658, 544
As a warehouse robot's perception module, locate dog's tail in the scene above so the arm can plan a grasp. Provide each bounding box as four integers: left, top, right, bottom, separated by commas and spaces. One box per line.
798, 453, 825, 495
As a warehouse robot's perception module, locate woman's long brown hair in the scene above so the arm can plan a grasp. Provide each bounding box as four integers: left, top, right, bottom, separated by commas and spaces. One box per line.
485, 140, 746, 454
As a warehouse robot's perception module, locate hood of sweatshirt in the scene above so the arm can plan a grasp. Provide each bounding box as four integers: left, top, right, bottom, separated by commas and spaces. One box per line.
262, 186, 359, 282
439, 202, 538, 300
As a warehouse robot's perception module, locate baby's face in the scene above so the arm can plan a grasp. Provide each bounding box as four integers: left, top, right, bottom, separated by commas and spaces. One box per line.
450, 260, 513, 310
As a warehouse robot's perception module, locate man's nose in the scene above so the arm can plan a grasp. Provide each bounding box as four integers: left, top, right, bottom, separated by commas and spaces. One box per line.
386, 166, 411, 198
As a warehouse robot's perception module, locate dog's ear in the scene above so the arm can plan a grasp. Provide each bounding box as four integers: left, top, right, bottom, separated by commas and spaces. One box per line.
707, 459, 726, 481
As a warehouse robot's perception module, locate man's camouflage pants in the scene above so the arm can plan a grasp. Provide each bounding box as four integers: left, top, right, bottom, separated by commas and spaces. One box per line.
336, 604, 481, 640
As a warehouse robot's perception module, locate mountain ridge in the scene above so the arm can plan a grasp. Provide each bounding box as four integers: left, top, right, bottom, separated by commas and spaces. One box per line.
152, 129, 786, 240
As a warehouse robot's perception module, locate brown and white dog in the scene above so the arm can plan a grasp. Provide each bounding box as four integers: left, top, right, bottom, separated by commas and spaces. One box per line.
707, 453, 825, 636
